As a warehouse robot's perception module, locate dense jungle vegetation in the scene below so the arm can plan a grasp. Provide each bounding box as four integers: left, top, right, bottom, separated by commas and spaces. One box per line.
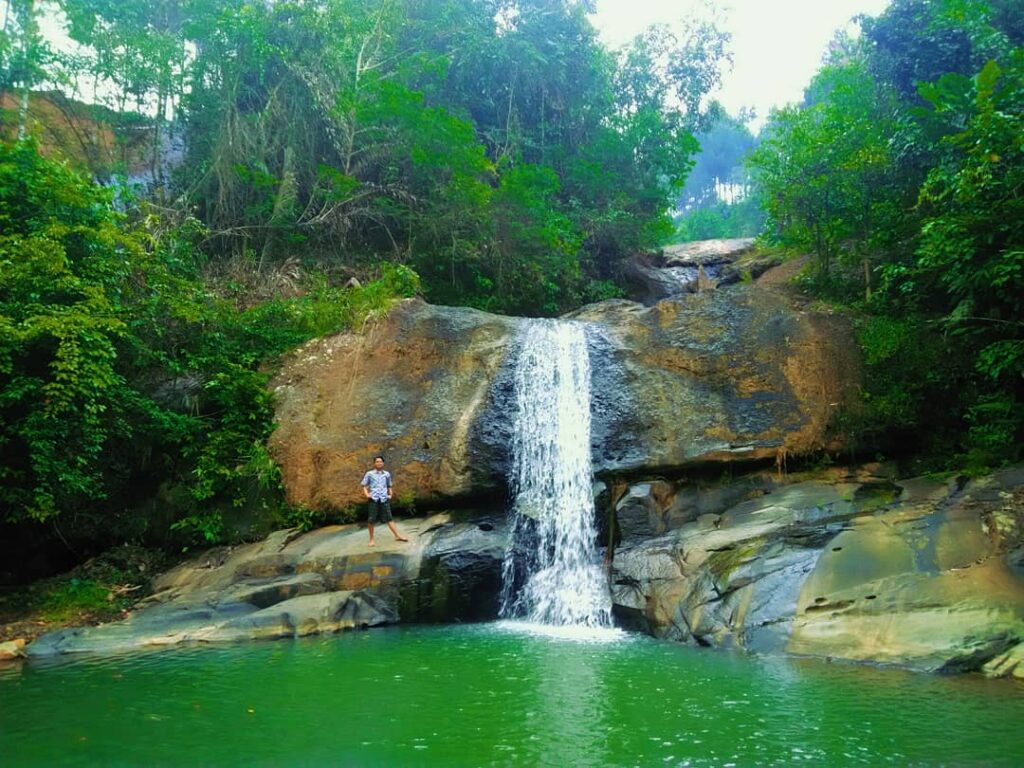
747, 0, 1023, 473
0, 0, 1021, 580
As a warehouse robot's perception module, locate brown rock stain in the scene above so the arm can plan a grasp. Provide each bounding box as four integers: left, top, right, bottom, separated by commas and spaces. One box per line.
339, 572, 374, 590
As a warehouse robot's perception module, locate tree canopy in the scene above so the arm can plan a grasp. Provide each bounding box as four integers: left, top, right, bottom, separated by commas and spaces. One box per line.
4, 0, 733, 315
748, 0, 1023, 470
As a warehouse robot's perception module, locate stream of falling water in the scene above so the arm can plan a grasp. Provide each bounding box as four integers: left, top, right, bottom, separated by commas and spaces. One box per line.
498, 319, 612, 628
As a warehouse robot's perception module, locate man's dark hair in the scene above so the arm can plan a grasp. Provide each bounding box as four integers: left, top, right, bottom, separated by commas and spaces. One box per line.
373, 455, 385, 462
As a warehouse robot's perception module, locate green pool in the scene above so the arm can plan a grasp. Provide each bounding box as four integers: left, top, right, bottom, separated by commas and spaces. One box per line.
2, 623, 1023, 766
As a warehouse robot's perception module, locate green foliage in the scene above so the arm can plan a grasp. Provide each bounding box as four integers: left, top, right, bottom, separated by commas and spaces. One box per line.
861, 0, 1016, 101
46, 0, 726, 316
0, 544, 163, 624
676, 105, 759, 211
916, 54, 1024, 377
0, 139, 139, 519
38, 577, 113, 622
672, 197, 765, 242
749, 56, 899, 282
394, 489, 417, 517
962, 393, 1023, 473
273, 504, 323, 534
855, 316, 951, 432
0, 141, 414, 551
748, 0, 1023, 472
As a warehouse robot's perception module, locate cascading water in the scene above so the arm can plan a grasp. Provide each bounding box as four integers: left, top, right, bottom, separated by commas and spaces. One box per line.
499, 319, 612, 628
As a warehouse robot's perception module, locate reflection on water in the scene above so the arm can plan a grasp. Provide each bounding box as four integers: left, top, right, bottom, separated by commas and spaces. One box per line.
2, 624, 1024, 766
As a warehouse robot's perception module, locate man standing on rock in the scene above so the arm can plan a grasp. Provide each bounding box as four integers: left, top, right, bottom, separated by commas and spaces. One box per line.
361, 455, 409, 546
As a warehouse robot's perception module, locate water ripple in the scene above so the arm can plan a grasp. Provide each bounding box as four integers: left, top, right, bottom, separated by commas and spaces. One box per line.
1, 624, 1022, 767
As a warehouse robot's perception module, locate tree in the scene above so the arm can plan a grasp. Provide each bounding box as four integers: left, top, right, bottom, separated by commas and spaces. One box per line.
61, 0, 193, 187
915, 55, 1024, 424
678, 108, 757, 210
0, 139, 150, 520
861, 0, 1021, 102
1, 0, 48, 138
749, 56, 898, 288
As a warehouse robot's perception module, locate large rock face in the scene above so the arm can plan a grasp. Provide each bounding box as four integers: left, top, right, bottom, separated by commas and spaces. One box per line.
269, 301, 518, 509
270, 286, 858, 511
608, 465, 1024, 678
578, 290, 857, 473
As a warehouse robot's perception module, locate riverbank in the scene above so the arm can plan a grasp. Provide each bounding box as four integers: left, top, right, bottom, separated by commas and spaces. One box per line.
0, 546, 168, 648
15, 463, 1024, 680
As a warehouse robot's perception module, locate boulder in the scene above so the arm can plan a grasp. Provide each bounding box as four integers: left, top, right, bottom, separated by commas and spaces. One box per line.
578, 288, 859, 474
610, 465, 1024, 675
628, 239, 784, 303
0, 638, 26, 660
268, 299, 519, 510
662, 238, 756, 266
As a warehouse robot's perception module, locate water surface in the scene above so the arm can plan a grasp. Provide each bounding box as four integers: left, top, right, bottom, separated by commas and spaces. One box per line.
2, 623, 1023, 766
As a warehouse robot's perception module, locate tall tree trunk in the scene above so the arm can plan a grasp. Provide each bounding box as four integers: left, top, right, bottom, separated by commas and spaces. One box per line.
152, 86, 166, 193
16, 0, 37, 140
260, 145, 296, 268
17, 88, 29, 138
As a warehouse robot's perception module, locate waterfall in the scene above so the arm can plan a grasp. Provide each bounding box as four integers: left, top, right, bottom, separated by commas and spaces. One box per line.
499, 319, 612, 628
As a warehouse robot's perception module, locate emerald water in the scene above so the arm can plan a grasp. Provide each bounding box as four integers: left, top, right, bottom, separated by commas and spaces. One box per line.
3, 624, 1023, 766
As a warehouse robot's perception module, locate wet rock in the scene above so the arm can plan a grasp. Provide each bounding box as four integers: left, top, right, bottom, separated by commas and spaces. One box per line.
402, 515, 508, 622
204, 591, 396, 642
983, 642, 1024, 680
628, 239, 785, 303
610, 465, 1024, 674
28, 512, 509, 658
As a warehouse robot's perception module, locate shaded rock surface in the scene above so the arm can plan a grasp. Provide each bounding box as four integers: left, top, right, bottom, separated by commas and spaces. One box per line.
28, 513, 508, 657
609, 464, 1024, 677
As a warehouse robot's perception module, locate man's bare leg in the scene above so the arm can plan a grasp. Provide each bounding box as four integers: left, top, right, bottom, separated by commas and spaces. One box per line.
388, 521, 409, 542
368, 522, 376, 546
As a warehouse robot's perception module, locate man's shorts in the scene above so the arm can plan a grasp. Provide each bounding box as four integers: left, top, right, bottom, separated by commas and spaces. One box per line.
368, 499, 393, 524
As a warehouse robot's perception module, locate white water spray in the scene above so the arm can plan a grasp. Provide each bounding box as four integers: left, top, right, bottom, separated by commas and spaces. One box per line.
499, 320, 612, 628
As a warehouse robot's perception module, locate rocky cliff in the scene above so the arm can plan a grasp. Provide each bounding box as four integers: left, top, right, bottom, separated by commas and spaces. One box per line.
268, 268, 857, 511
27, 463, 1024, 680
606, 464, 1024, 678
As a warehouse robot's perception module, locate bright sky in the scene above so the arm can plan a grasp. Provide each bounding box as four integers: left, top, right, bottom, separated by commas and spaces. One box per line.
590, 0, 892, 128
